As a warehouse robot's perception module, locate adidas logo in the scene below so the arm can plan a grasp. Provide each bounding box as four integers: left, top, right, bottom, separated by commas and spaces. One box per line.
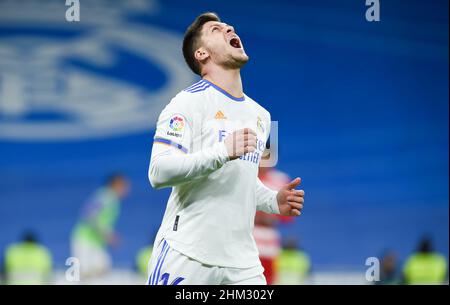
214, 110, 227, 120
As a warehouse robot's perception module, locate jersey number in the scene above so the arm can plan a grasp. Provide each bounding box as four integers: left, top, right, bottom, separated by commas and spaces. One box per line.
159, 272, 185, 285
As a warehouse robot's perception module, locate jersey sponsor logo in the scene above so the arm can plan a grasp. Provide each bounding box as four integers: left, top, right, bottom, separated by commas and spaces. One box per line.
169, 115, 185, 132
239, 138, 265, 164
219, 129, 228, 142
214, 110, 227, 120
166, 131, 182, 138
167, 114, 185, 138
218, 130, 265, 165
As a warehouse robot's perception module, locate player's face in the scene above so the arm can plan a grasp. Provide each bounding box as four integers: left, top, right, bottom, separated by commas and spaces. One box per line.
113, 179, 130, 199
200, 21, 249, 70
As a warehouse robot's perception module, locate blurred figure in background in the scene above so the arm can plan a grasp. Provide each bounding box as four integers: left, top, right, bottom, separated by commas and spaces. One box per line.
253, 211, 281, 285
135, 233, 157, 280
135, 243, 153, 280
275, 236, 310, 285
403, 236, 447, 285
376, 251, 400, 285
254, 166, 294, 284
71, 173, 130, 280
3, 231, 52, 285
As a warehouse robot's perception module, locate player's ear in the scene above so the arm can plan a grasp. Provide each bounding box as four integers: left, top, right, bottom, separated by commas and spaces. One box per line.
194, 47, 209, 62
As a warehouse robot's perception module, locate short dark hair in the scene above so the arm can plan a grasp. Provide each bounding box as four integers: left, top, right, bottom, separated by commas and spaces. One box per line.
22, 230, 38, 243
182, 12, 221, 75
417, 236, 433, 253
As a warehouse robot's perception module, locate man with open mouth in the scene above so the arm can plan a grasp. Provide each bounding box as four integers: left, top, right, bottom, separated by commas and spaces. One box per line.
147, 12, 305, 285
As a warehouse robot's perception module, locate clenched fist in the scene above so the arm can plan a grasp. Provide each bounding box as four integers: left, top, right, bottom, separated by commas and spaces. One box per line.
224, 128, 257, 160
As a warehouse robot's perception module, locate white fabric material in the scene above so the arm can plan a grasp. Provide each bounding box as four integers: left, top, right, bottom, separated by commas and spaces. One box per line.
255, 178, 280, 214
147, 239, 266, 285
71, 239, 111, 277
148, 82, 278, 269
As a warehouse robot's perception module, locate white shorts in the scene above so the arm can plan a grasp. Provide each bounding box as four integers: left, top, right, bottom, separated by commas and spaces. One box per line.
71, 238, 111, 278
147, 239, 266, 285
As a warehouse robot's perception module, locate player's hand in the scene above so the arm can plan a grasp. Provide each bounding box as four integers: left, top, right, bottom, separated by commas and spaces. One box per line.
276, 177, 305, 216
224, 128, 257, 160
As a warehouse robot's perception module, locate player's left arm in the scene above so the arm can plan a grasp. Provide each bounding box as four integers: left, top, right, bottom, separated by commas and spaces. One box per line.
255, 177, 304, 216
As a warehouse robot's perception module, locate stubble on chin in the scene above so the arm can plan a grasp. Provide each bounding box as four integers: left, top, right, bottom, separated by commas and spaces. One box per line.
223, 53, 249, 70
208, 46, 249, 70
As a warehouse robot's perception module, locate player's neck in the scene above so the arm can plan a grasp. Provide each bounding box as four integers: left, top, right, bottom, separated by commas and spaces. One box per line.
202, 68, 243, 98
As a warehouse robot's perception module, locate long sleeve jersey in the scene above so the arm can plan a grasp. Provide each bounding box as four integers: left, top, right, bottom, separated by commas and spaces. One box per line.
148, 79, 279, 268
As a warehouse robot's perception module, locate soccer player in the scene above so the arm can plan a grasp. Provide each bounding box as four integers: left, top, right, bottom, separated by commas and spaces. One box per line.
71, 173, 130, 279
147, 12, 305, 285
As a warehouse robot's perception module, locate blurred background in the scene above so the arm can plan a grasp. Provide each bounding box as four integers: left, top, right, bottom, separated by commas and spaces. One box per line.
0, 0, 448, 284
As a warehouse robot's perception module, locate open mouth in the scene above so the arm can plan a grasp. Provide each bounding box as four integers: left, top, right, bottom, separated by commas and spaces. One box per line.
229, 37, 242, 49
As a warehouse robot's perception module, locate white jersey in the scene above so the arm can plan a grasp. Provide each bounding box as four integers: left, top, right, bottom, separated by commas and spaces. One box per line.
148, 79, 279, 269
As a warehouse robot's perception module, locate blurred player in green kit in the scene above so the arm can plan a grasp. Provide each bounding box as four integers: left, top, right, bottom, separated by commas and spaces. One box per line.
71, 173, 130, 279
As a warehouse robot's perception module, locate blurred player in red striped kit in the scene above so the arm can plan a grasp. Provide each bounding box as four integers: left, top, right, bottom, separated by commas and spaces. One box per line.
253, 166, 294, 284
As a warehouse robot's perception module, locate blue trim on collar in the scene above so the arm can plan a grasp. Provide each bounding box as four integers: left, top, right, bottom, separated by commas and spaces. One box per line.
189, 84, 210, 93
202, 79, 245, 102
184, 80, 204, 91
184, 80, 206, 92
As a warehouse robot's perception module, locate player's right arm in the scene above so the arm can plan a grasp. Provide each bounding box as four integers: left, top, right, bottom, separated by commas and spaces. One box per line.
148, 95, 256, 189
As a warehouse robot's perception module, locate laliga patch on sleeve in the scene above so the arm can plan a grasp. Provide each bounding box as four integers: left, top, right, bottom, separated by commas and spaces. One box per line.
166, 114, 186, 139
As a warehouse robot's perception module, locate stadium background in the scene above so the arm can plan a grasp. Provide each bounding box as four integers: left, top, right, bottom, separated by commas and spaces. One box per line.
0, 0, 448, 283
